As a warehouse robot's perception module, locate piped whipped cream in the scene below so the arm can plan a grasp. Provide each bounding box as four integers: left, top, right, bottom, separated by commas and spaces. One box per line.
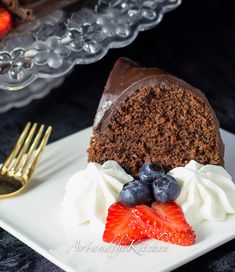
168, 160, 235, 226
61, 160, 133, 227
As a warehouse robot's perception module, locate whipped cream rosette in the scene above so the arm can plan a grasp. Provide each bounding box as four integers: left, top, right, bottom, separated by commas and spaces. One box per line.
168, 160, 235, 226
61, 160, 133, 227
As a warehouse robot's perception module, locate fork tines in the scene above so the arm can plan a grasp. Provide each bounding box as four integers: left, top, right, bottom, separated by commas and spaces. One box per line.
0, 122, 52, 179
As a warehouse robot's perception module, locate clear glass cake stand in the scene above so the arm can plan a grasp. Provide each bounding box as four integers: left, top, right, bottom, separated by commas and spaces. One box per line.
0, 0, 181, 112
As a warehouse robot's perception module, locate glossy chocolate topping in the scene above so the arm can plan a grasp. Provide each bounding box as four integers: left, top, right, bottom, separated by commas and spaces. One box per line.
94, 58, 166, 129
93, 58, 224, 164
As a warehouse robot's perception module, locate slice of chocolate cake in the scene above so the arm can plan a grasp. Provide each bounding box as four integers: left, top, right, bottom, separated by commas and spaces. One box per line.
87, 58, 224, 177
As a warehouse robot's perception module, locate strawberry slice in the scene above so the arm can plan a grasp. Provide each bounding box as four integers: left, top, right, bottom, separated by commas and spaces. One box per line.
103, 202, 147, 245
133, 202, 195, 246
0, 8, 12, 38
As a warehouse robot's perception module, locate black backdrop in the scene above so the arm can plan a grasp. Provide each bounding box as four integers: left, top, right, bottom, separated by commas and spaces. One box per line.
0, 0, 235, 271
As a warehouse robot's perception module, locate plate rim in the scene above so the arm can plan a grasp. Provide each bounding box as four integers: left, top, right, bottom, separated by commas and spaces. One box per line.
0, 126, 235, 272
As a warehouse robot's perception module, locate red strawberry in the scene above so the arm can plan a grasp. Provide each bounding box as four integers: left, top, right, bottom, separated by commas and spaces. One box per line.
103, 202, 147, 245
0, 8, 12, 38
133, 202, 195, 246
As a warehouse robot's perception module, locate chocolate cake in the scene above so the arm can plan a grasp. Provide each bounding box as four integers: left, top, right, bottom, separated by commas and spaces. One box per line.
87, 58, 224, 177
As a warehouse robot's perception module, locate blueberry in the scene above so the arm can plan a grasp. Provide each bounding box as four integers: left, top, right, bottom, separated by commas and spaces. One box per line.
139, 163, 165, 183
119, 180, 153, 206
152, 175, 181, 203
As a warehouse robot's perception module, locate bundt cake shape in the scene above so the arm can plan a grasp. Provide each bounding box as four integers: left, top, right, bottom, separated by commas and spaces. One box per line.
87, 58, 224, 177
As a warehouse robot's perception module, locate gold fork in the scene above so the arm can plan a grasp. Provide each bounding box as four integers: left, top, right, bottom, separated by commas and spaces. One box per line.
0, 122, 52, 199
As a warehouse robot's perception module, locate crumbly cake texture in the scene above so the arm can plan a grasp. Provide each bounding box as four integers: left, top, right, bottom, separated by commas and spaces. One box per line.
87, 58, 224, 177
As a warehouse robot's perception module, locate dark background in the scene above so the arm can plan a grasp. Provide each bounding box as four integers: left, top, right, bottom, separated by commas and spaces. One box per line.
1, 0, 235, 271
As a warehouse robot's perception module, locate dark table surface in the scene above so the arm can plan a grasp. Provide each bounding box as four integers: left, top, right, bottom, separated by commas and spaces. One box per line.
1, 0, 235, 271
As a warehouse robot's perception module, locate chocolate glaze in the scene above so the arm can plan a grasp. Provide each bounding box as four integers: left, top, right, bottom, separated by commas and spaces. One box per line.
93, 57, 224, 163
94, 58, 166, 129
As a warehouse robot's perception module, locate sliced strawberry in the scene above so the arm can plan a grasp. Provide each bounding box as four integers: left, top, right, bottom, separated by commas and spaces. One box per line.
0, 8, 12, 38
152, 202, 193, 232
103, 202, 147, 245
133, 202, 196, 246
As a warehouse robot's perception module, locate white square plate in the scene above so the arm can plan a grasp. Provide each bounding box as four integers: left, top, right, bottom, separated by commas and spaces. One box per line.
0, 127, 235, 272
